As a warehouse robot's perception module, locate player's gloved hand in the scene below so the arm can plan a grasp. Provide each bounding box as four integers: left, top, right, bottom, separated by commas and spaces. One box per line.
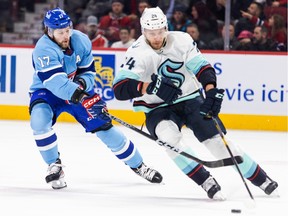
81, 93, 110, 121
146, 74, 182, 104
74, 77, 86, 90
65, 78, 87, 105
200, 88, 225, 118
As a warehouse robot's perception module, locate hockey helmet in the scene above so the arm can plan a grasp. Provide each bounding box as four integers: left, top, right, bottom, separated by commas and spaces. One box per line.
43, 7, 72, 29
140, 7, 167, 31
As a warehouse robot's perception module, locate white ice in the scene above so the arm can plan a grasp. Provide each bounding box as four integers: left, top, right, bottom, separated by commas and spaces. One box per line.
0, 120, 287, 216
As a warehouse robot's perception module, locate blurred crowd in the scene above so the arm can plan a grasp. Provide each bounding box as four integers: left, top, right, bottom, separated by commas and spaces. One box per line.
0, 0, 287, 51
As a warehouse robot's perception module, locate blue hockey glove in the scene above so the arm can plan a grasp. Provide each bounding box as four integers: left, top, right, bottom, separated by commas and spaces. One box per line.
81, 93, 110, 121
146, 74, 182, 104
200, 88, 225, 118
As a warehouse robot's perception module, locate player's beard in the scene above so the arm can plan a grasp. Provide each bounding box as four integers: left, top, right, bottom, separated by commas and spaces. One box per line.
148, 38, 166, 50
150, 42, 162, 50
57, 39, 70, 49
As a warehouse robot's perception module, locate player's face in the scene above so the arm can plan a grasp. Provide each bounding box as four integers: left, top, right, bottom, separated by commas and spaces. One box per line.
53, 27, 71, 49
144, 27, 167, 50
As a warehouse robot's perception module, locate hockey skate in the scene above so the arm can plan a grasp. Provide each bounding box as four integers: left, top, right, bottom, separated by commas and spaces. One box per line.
132, 163, 163, 183
260, 176, 279, 196
45, 158, 67, 189
201, 175, 226, 200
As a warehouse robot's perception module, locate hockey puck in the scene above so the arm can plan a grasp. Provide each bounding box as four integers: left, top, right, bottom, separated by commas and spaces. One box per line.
231, 209, 241, 213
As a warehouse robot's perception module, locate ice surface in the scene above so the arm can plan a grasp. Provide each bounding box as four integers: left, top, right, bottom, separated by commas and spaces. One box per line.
0, 120, 287, 216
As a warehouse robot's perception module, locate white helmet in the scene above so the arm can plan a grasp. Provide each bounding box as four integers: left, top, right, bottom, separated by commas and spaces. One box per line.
140, 7, 167, 31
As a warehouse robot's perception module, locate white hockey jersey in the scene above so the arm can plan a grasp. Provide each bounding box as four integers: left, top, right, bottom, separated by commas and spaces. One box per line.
113, 31, 212, 113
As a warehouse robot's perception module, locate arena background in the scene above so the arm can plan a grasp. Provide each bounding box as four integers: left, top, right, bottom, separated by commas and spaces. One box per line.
0, 45, 287, 131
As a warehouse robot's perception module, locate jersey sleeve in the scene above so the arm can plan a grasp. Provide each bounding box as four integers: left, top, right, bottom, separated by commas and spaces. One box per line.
184, 33, 216, 89
112, 50, 144, 100
32, 41, 78, 100
113, 40, 153, 100
73, 31, 96, 92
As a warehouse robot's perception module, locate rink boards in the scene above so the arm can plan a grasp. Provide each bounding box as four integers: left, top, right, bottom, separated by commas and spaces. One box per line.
0, 45, 287, 131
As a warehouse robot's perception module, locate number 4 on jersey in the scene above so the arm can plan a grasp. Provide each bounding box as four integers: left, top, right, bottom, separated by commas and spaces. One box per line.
121, 57, 135, 70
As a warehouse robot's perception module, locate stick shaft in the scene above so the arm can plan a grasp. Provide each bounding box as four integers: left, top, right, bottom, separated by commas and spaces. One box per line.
106, 112, 243, 168
212, 117, 254, 200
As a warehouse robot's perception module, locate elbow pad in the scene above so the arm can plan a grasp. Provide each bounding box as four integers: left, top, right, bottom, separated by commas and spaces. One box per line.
197, 68, 217, 89
113, 79, 143, 100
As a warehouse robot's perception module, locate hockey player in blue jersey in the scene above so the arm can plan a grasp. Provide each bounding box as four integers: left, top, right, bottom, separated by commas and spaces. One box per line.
29, 7, 162, 189
112, 7, 278, 200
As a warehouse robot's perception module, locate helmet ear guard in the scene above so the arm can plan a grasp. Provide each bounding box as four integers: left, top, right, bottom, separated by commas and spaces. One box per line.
140, 7, 168, 31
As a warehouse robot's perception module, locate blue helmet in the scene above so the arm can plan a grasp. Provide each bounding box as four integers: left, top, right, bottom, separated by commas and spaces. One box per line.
43, 7, 71, 29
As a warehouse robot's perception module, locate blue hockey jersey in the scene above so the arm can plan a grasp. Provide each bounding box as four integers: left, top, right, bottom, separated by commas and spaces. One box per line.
30, 30, 96, 100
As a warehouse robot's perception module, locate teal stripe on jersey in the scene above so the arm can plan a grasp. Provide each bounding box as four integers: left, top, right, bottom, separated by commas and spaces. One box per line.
186, 55, 210, 75
113, 69, 141, 85
133, 91, 200, 113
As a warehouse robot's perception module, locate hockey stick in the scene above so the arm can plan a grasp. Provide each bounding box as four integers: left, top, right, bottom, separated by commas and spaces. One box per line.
105, 112, 243, 168
197, 85, 254, 200
194, 74, 255, 202
211, 116, 255, 201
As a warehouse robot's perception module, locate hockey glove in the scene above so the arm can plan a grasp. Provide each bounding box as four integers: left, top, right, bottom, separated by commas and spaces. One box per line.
67, 79, 87, 105
200, 88, 224, 118
146, 74, 182, 104
74, 77, 87, 90
70, 86, 89, 104
81, 93, 110, 121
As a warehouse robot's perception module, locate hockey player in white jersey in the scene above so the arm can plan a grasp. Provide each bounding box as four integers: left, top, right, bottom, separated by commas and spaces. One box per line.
113, 7, 278, 200
29, 7, 163, 189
